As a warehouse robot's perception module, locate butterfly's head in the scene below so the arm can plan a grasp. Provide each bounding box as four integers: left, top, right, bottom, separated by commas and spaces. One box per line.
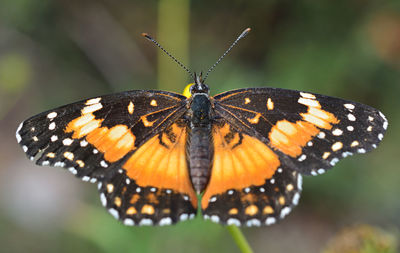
190, 72, 209, 95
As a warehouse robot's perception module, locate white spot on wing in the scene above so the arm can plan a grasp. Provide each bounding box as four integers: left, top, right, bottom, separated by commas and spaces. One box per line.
80, 140, 88, 147
265, 217, 276, 225
68, 167, 77, 175
159, 217, 172, 226
85, 97, 101, 105
358, 148, 366, 153
62, 138, 73, 146
82, 103, 103, 114
332, 128, 343, 136
347, 114, 356, 121
108, 208, 119, 219
49, 122, 56, 130
342, 151, 353, 158
139, 219, 153, 226
298, 97, 320, 107
280, 207, 291, 218
100, 193, 107, 206
51, 135, 58, 142
344, 103, 355, 110
124, 219, 135, 226
22, 145, 28, 152
292, 192, 301, 205
47, 112, 57, 119
379, 111, 387, 121
227, 218, 241, 226
297, 174, 303, 190
246, 219, 261, 227
383, 121, 388, 130
16, 122, 23, 143
54, 161, 65, 167
100, 160, 108, 168
298, 154, 306, 162
179, 213, 189, 221
300, 92, 316, 99
211, 215, 220, 223
330, 158, 339, 166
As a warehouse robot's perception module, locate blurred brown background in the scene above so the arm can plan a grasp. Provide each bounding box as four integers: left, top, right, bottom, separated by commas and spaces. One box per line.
0, 0, 399, 252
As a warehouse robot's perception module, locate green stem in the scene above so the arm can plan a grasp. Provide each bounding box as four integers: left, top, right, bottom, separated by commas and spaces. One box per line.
226, 225, 254, 253
157, 0, 190, 91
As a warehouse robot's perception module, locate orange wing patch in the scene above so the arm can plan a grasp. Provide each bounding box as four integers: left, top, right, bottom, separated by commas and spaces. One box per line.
123, 124, 197, 208
269, 120, 319, 157
201, 123, 280, 209
298, 95, 339, 129
269, 94, 340, 158
65, 112, 136, 162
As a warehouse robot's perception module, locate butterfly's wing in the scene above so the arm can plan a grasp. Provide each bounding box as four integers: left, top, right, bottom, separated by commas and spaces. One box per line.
201, 87, 387, 226
16, 90, 197, 225
202, 120, 302, 226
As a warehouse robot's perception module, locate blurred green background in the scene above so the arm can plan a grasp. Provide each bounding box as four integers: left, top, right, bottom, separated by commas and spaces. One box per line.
1, 0, 399, 252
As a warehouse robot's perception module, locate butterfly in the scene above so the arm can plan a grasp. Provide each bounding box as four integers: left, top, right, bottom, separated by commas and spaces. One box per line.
16, 28, 388, 227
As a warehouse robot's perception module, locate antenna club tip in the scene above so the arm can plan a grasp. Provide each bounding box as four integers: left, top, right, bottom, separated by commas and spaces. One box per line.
141, 32, 149, 37
245, 28, 251, 32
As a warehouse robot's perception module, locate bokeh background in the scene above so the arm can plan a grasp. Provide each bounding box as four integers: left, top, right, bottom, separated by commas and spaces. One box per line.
1, 0, 399, 252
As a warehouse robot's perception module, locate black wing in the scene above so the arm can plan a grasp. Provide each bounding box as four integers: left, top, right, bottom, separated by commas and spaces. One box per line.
16, 90, 197, 225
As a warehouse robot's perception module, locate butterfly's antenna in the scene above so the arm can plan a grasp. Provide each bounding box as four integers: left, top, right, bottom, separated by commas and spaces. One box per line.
203, 28, 251, 82
142, 33, 194, 79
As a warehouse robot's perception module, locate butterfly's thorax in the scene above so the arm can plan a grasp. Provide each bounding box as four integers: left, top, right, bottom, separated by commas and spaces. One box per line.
187, 93, 214, 194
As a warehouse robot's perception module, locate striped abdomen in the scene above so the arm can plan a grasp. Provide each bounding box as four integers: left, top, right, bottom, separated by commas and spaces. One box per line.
188, 126, 213, 194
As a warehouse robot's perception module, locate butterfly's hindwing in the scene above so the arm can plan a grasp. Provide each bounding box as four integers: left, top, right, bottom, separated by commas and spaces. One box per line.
200, 121, 299, 226
213, 88, 388, 176
16, 90, 187, 182
202, 134, 302, 226
98, 166, 197, 226
99, 119, 197, 225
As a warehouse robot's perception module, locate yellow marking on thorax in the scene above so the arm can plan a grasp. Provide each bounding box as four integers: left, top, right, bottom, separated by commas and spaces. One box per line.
183, 83, 193, 98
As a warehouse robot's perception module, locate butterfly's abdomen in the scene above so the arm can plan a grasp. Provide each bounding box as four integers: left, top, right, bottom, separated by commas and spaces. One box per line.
188, 127, 213, 194
187, 93, 213, 194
